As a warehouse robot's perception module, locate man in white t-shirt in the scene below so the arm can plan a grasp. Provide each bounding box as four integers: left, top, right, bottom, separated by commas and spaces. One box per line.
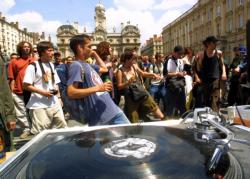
164, 45, 186, 117
23, 41, 67, 135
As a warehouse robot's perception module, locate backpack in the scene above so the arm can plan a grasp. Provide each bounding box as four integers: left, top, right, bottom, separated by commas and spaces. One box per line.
56, 62, 86, 123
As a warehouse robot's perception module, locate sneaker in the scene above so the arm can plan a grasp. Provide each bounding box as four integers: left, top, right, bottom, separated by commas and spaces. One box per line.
19, 131, 30, 139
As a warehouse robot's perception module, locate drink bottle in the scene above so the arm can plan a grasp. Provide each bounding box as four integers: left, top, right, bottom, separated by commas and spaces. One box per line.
104, 75, 111, 82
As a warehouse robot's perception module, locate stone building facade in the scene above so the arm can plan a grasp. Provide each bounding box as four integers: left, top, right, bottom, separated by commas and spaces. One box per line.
57, 3, 141, 58
0, 12, 45, 57
162, 0, 250, 63
141, 35, 163, 57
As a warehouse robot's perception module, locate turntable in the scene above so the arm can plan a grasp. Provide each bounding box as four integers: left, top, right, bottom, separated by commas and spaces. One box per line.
0, 108, 250, 179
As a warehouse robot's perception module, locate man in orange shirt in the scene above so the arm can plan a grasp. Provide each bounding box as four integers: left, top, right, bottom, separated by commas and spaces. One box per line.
8, 41, 36, 139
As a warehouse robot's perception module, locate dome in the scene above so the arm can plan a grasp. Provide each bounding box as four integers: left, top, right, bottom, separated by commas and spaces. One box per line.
57, 25, 75, 31
95, 3, 105, 10
121, 25, 140, 36
57, 25, 77, 33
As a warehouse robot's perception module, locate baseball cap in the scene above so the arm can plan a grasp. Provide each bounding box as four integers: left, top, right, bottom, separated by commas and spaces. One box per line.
239, 45, 247, 55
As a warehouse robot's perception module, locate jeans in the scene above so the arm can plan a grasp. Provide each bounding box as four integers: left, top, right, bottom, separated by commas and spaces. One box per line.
150, 84, 166, 104
107, 112, 130, 125
150, 84, 160, 103
165, 87, 186, 117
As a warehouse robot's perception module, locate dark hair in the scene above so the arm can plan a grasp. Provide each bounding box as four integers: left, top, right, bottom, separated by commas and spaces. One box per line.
233, 47, 239, 52
155, 53, 160, 59
174, 45, 184, 53
202, 36, 219, 47
37, 41, 54, 57
96, 41, 111, 61
120, 53, 125, 63
155, 53, 163, 60
184, 47, 193, 56
54, 52, 61, 58
121, 50, 135, 63
63, 56, 73, 63
10, 53, 18, 57
70, 34, 91, 55
16, 41, 32, 56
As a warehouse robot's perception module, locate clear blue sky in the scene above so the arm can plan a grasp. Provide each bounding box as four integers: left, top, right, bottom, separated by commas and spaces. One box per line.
1, 0, 197, 44
8, 0, 105, 25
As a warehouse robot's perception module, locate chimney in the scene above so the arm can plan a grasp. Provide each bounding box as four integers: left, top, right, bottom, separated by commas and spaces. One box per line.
0, 12, 2, 19
48, 34, 51, 42
73, 21, 79, 32
159, 36, 163, 41
15, 22, 19, 28
84, 26, 86, 33
24, 28, 27, 32
153, 34, 157, 40
41, 32, 45, 39
121, 23, 124, 30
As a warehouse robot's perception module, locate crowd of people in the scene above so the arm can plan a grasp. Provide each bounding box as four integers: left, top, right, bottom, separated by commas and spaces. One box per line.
0, 34, 249, 152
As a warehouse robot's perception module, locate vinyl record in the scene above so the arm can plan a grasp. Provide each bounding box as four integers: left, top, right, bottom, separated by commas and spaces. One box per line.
26, 125, 223, 179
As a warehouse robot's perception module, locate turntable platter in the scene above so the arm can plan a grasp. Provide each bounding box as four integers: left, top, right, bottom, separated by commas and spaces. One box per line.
26, 126, 217, 179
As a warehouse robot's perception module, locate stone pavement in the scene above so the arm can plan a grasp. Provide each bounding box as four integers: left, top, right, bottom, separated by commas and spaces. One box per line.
13, 113, 84, 150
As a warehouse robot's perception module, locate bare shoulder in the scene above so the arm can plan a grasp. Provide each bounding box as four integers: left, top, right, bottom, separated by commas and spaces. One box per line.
216, 49, 222, 54
216, 50, 223, 57
195, 51, 204, 60
133, 63, 139, 68
132, 63, 139, 70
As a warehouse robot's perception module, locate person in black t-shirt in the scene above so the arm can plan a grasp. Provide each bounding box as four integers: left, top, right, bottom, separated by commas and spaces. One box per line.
193, 36, 227, 112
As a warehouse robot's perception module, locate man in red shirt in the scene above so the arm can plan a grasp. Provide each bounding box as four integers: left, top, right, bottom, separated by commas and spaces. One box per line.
8, 41, 36, 139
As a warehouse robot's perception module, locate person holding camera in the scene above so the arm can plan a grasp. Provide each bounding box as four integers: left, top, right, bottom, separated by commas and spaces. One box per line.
23, 41, 67, 135
164, 45, 187, 118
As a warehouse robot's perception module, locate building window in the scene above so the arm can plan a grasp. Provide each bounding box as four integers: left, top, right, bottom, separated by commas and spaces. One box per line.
61, 39, 65, 44
239, 14, 244, 28
217, 23, 221, 35
207, 10, 212, 21
239, 0, 243, 5
126, 39, 130, 43
227, 0, 232, 10
216, 5, 221, 17
228, 19, 232, 32
134, 39, 137, 43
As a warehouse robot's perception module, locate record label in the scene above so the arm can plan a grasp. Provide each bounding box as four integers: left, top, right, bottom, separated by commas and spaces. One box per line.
104, 137, 156, 159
